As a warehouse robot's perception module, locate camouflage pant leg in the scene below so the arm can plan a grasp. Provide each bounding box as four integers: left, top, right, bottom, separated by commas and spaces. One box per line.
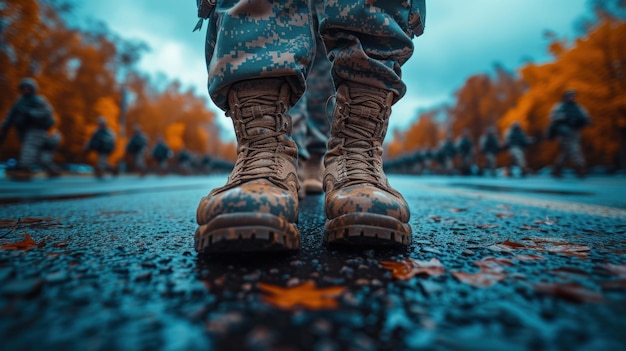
509, 147, 526, 168
39, 150, 59, 172
134, 149, 147, 171
319, 0, 425, 103
97, 153, 110, 172
290, 0, 333, 158
484, 153, 497, 172
204, 0, 315, 111
19, 129, 48, 170
556, 135, 585, 167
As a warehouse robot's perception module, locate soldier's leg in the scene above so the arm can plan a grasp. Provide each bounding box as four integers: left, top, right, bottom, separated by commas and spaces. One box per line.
195, 0, 315, 253
290, 0, 333, 197
18, 129, 48, 171
320, 0, 424, 246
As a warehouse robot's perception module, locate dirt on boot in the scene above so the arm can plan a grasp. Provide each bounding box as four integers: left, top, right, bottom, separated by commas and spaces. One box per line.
195, 78, 300, 254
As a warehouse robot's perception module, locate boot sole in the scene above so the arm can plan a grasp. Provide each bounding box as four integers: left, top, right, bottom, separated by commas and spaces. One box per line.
195, 213, 300, 254
324, 213, 411, 247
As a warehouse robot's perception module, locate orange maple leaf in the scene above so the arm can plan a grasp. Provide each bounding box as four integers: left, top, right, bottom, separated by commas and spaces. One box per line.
0, 233, 45, 250
258, 281, 346, 310
380, 258, 445, 280
452, 271, 506, 288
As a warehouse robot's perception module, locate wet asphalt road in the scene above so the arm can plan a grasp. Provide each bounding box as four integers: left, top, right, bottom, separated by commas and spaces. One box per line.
0, 174, 625, 351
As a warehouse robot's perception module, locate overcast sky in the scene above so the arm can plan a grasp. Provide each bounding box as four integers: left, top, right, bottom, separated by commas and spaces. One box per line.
76, 0, 589, 142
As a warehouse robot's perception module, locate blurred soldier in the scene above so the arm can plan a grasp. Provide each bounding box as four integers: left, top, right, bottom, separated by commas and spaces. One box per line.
177, 148, 193, 175
547, 90, 591, 178
479, 126, 501, 177
409, 149, 424, 175
422, 147, 435, 174
455, 129, 474, 176
291, 0, 334, 199
85, 117, 118, 179
125, 124, 149, 175
199, 154, 212, 175
439, 132, 457, 175
0, 78, 56, 180
504, 121, 532, 177
39, 129, 63, 177
152, 136, 172, 175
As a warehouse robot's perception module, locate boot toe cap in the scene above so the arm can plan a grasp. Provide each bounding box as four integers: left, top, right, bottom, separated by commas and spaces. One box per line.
197, 181, 298, 225
325, 185, 410, 222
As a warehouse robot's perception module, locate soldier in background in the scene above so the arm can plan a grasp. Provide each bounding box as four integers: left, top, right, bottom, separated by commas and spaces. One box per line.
0, 78, 56, 180
125, 124, 149, 175
479, 126, 501, 177
176, 148, 193, 175
504, 121, 533, 177
439, 132, 457, 175
422, 147, 435, 175
85, 116, 118, 179
547, 90, 591, 178
152, 136, 172, 175
39, 129, 63, 177
455, 129, 474, 176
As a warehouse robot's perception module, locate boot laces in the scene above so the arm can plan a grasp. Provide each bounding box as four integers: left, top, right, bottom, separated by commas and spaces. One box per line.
339, 93, 386, 186
229, 93, 291, 189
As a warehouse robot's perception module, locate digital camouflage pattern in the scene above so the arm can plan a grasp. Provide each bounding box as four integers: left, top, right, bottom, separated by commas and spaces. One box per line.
323, 82, 411, 246
195, 79, 300, 253
200, 0, 425, 110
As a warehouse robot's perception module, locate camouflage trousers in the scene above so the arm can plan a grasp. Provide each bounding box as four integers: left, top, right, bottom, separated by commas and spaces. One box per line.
509, 146, 527, 168
19, 129, 55, 171
483, 152, 497, 174
127, 149, 147, 172
96, 154, 115, 174
556, 134, 585, 167
203, 0, 425, 112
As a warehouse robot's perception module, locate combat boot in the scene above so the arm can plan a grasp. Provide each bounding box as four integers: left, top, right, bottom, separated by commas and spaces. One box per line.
195, 78, 300, 253
323, 82, 411, 247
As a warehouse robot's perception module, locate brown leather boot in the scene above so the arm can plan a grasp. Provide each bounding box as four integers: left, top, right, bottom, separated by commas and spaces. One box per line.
195, 78, 300, 253
323, 82, 411, 247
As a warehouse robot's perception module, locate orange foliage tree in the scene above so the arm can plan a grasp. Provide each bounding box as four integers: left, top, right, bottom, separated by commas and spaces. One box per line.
500, 18, 626, 169
0, 0, 234, 166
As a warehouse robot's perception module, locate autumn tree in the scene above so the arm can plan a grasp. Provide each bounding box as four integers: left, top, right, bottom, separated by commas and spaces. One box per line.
0, 0, 235, 168
500, 16, 626, 169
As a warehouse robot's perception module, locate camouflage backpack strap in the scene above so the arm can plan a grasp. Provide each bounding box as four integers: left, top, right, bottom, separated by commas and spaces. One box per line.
193, 0, 216, 32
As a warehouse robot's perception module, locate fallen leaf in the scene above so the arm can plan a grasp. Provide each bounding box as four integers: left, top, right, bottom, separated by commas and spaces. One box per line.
258, 281, 346, 310
0, 233, 45, 250
476, 224, 499, 229
601, 279, 626, 290
513, 254, 546, 261
0, 217, 56, 228
452, 271, 505, 288
495, 213, 514, 219
599, 263, 626, 277
380, 258, 445, 280
534, 283, 603, 303
474, 257, 514, 273
490, 237, 590, 258
520, 225, 542, 231
534, 217, 558, 225
427, 215, 441, 223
